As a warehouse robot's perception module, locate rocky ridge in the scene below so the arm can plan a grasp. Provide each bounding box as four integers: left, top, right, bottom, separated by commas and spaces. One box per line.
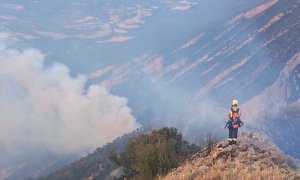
161, 132, 300, 180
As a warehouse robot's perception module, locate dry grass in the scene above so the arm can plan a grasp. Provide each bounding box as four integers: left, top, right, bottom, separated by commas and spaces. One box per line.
158, 132, 300, 180
159, 160, 296, 180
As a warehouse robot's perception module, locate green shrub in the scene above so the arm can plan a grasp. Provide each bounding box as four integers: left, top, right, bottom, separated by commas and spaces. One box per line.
110, 127, 200, 179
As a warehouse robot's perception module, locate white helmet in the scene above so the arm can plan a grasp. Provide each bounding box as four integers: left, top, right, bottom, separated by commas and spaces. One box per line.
231, 99, 239, 106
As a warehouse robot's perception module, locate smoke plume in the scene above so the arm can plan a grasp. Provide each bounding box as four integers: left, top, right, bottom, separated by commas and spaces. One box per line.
0, 46, 139, 154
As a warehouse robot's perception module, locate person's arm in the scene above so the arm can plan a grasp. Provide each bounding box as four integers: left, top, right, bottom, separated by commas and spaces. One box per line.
225, 110, 231, 128
227, 109, 232, 119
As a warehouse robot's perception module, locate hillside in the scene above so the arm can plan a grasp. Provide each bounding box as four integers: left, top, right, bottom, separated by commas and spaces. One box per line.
161, 132, 300, 180
40, 127, 199, 180
39, 128, 145, 180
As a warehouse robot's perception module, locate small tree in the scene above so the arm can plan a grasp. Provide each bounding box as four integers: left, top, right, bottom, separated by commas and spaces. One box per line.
110, 127, 200, 179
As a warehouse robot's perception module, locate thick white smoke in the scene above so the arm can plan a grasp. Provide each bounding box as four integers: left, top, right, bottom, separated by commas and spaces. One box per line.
0, 46, 139, 154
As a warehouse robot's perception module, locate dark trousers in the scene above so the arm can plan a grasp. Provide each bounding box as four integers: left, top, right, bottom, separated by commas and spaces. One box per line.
228, 126, 238, 145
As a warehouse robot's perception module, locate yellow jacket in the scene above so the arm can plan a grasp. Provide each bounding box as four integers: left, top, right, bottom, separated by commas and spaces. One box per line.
227, 107, 241, 120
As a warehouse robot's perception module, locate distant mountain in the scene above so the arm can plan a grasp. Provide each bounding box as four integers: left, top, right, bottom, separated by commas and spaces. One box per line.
106, 0, 300, 159
161, 132, 300, 179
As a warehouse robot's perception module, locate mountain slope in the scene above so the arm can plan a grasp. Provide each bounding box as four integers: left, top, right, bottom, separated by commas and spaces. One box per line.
161, 132, 300, 180
39, 128, 144, 180
241, 52, 300, 158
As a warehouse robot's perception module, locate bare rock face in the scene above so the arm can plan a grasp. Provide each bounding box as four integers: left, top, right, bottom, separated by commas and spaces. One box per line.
161, 132, 300, 180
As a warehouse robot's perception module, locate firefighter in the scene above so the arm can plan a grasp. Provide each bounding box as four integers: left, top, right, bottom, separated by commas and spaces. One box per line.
225, 99, 243, 145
